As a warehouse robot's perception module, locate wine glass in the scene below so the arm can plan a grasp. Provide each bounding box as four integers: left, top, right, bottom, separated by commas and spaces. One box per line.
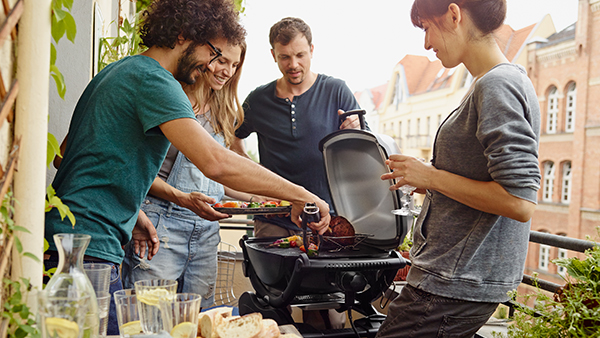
392, 185, 416, 216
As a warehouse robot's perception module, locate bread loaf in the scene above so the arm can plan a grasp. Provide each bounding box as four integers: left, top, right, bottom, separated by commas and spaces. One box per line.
214, 312, 263, 338
198, 307, 233, 338
256, 319, 280, 338
279, 334, 301, 338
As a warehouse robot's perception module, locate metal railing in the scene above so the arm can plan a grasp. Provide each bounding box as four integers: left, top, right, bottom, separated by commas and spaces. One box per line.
503, 230, 597, 318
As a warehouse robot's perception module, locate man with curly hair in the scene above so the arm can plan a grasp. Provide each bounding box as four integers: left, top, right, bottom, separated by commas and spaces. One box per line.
45, 1, 331, 335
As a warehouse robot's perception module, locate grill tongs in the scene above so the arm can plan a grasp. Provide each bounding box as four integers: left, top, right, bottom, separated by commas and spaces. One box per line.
301, 202, 321, 255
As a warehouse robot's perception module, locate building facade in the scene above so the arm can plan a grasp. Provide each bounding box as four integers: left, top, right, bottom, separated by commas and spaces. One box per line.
524, 0, 600, 284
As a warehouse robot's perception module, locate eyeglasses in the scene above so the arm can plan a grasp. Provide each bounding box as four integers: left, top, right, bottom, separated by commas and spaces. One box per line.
206, 41, 222, 65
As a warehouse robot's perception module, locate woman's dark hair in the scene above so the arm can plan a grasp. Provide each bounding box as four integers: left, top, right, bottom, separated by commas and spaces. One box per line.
140, 0, 246, 49
269, 17, 312, 48
410, 0, 506, 35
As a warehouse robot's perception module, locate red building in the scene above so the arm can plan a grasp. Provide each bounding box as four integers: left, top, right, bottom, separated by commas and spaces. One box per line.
525, 0, 600, 283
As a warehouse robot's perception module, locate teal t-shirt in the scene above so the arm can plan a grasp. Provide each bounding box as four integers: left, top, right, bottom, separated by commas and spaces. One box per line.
45, 55, 195, 264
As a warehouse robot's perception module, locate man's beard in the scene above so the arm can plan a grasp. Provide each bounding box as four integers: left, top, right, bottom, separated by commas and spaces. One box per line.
176, 43, 206, 85
286, 69, 304, 85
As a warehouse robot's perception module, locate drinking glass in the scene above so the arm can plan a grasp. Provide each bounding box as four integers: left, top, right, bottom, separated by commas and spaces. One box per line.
95, 291, 110, 338
392, 185, 417, 216
159, 293, 201, 338
38, 290, 90, 338
83, 263, 111, 294
113, 289, 142, 338
134, 280, 177, 334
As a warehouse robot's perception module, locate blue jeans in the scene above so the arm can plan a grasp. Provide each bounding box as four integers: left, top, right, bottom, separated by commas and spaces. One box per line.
121, 197, 220, 308
44, 255, 122, 336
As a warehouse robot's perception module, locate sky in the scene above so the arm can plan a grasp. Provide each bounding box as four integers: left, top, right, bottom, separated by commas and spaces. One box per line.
236, 0, 579, 99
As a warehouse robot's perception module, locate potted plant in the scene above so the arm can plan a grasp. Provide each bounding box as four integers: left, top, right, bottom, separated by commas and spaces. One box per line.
504, 229, 600, 337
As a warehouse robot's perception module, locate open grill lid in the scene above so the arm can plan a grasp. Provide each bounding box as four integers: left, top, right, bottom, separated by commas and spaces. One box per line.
319, 110, 409, 250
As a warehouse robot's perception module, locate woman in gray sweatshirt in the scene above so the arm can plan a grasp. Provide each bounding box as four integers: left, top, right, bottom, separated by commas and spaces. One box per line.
377, 0, 541, 337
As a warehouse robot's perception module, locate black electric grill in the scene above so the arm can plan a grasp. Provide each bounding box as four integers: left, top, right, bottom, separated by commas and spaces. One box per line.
239, 110, 410, 337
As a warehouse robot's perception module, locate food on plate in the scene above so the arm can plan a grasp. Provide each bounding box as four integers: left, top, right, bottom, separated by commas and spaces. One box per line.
325, 215, 355, 245
280, 335, 301, 338
213, 200, 290, 209
170, 321, 196, 338
44, 317, 79, 338
214, 312, 264, 338
270, 235, 303, 248
198, 307, 233, 338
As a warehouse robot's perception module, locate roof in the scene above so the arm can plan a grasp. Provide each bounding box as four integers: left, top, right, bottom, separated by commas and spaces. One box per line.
396, 22, 535, 96
537, 23, 576, 48
370, 82, 389, 110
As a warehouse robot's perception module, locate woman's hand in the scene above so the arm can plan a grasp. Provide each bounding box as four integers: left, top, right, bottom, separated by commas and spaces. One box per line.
380, 154, 433, 192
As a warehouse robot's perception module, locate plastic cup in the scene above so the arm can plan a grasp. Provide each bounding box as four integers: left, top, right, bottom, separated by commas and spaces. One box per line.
159, 293, 201, 338
134, 280, 177, 335
37, 290, 90, 338
95, 291, 110, 338
83, 263, 111, 294
114, 289, 142, 338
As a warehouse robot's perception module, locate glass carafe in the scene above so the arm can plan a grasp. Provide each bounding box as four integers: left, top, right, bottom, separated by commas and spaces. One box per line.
45, 233, 99, 338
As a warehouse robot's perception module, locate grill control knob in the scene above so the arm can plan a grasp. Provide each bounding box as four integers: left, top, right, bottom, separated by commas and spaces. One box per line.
337, 271, 367, 293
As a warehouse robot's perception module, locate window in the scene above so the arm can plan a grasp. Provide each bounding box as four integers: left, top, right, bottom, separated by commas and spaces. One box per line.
398, 122, 402, 138
427, 116, 431, 136
539, 244, 550, 271
546, 87, 558, 134
557, 248, 568, 276
437, 114, 442, 127
416, 118, 421, 136
543, 162, 555, 202
407, 120, 411, 136
561, 162, 572, 204
565, 83, 576, 132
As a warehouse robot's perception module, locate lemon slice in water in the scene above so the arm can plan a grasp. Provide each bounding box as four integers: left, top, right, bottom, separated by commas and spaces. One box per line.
170, 322, 196, 338
45, 317, 79, 338
120, 320, 143, 336
137, 288, 172, 306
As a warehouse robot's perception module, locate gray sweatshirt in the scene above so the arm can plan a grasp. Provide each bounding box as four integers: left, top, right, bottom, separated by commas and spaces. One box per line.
408, 63, 541, 303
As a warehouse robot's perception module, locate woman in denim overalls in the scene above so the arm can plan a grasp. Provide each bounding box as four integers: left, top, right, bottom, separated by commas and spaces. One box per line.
122, 41, 255, 309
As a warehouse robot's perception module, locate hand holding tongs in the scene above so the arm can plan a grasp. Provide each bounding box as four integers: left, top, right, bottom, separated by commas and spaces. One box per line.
301, 202, 321, 256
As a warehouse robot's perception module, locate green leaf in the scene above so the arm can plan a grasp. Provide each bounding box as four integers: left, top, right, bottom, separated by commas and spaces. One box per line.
63, 12, 77, 43
51, 18, 66, 43
53, 8, 67, 22
50, 65, 66, 99
14, 236, 22, 254
62, 0, 73, 11
22, 252, 40, 263
47, 132, 61, 167
44, 238, 50, 252
11, 225, 31, 234
50, 43, 57, 66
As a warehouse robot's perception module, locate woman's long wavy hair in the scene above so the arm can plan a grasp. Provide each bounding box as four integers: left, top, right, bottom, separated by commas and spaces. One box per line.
188, 41, 247, 148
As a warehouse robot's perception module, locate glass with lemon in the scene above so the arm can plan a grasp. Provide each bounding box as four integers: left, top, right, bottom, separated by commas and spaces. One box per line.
159, 293, 201, 338
38, 291, 90, 338
134, 280, 177, 335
